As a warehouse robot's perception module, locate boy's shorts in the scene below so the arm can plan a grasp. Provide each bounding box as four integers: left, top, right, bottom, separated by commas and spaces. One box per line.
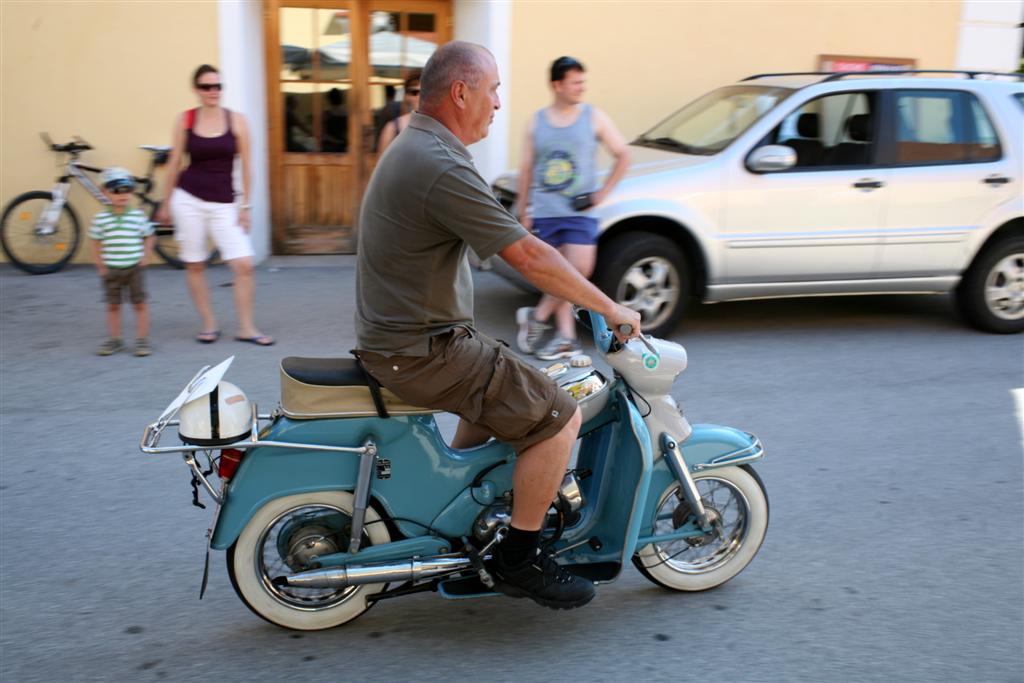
533, 216, 599, 248
358, 327, 577, 453
103, 265, 146, 304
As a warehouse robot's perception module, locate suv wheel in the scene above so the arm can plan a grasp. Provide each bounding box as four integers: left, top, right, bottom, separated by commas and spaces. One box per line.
595, 232, 690, 337
956, 236, 1024, 334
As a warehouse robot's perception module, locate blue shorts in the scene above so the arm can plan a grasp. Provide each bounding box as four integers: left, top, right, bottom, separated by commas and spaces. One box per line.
532, 216, 598, 248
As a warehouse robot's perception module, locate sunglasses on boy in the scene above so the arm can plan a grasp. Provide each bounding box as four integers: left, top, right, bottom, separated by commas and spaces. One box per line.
406, 88, 420, 96
197, 83, 223, 92
109, 186, 134, 195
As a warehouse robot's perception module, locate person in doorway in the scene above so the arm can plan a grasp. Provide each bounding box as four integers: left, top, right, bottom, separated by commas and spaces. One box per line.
354, 41, 640, 610
515, 56, 630, 360
322, 88, 349, 153
376, 72, 422, 154
156, 64, 274, 346
90, 167, 155, 357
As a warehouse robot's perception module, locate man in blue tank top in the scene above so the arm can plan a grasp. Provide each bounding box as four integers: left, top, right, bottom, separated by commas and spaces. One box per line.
515, 56, 631, 360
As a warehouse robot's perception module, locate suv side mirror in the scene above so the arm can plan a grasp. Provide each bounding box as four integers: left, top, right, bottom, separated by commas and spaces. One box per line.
747, 145, 797, 173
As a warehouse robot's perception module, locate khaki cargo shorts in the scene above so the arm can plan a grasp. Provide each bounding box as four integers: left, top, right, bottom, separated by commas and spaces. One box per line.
102, 265, 146, 304
358, 327, 577, 453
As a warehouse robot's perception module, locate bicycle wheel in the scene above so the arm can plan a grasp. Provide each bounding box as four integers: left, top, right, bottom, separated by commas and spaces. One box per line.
1, 191, 81, 274
148, 200, 219, 269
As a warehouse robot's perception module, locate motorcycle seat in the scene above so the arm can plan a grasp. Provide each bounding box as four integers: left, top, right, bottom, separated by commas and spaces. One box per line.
281, 357, 368, 387
280, 356, 440, 419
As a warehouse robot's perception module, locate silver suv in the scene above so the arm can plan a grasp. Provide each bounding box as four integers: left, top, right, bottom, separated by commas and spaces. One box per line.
493, 70, 1024, 334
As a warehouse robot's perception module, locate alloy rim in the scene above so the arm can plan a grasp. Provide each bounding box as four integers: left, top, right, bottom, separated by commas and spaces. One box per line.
615, 256, 680, 330
985, 251, 1024, 321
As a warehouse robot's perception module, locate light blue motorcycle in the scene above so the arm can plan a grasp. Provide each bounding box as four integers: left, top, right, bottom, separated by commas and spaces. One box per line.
140, 310, 768, 630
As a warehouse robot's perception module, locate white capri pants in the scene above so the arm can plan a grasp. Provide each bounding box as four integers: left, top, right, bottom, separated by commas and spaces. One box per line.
169, 188, 255, 263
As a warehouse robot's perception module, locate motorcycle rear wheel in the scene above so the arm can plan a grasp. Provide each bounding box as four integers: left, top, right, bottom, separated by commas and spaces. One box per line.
227, 491, 391, 630
633, 465, 768, 591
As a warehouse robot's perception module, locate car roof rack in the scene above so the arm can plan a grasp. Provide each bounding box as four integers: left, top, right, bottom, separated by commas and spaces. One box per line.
743, 70, 1023, 83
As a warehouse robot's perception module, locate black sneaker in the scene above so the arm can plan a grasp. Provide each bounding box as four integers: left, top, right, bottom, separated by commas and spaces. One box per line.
491, 548, 596, 610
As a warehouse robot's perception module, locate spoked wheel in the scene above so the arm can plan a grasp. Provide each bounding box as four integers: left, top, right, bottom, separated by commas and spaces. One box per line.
227, 491, 390, 630
0, 191, 80, 274
634, 465, 768, 591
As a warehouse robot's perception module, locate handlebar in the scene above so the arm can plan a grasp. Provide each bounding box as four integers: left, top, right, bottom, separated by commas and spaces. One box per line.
40, 132, 93, 154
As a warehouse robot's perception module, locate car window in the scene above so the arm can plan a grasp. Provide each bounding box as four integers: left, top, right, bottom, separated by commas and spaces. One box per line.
894, 91, 964, 163
966, 96, 1001, 161
771, 91, 876, 168
1014, 93, 1024, 110
893, 90, 1003, 164
637, 85, 792, 154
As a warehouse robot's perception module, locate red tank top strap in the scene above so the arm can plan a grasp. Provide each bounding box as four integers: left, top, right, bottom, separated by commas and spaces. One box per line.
184, 108, 197, 131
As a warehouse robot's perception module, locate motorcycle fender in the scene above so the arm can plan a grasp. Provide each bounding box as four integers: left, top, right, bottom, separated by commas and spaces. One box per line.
210, 445, 361, 550
640, 424, 764, 537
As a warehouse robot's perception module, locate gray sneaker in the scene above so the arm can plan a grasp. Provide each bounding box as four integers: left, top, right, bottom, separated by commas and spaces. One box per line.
134, 338, 151, 357
97, 338, 123, 356
536, 336, 582, 361
515, 306, 551, 354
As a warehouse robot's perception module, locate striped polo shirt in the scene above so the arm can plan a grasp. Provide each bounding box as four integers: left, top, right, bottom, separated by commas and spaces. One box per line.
88, 208, 154, 268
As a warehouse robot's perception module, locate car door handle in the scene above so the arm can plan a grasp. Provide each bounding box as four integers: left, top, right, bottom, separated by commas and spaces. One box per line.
983, 175, 1010, 185
853, 179, 884, 189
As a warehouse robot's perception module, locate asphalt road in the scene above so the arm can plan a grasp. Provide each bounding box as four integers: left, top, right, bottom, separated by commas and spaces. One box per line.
1, 258, 1021, 683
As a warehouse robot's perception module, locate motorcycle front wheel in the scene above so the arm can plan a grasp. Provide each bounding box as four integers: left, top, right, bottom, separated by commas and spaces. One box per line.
633, 465, 768, 592
227, 491, 391, 630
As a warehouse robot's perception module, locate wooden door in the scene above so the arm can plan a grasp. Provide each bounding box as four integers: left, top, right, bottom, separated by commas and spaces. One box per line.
265, 0, 450, 255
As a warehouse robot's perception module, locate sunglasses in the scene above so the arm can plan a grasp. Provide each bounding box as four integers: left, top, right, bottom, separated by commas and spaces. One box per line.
110, 186, 134, 195
406, 89, 420, 96
197, 83, 223, 92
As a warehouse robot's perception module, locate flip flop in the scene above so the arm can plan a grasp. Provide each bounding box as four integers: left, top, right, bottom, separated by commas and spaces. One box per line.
234, 334, 275, 347
196, 330, 221, 344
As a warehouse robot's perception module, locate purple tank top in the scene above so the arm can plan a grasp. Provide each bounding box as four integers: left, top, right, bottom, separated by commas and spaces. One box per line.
178, 108, 237, 204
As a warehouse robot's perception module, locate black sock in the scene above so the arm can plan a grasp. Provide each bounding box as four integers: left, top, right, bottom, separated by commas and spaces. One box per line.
499, 526, 541, 566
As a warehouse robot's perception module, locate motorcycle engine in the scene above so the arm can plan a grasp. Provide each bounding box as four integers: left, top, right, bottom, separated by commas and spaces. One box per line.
472, 472, 587, 545
472, 503, 511, 544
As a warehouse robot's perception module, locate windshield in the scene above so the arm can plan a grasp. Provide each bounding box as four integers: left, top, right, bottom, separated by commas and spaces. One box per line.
636, 85, 793, 155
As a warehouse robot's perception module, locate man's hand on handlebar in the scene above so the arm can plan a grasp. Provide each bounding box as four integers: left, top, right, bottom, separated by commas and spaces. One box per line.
605, 304, 641, 343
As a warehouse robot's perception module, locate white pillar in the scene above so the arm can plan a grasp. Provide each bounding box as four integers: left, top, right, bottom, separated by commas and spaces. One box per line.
955, 0, 1024, 71
454, 0, 512, 184
218, 0, 271, 263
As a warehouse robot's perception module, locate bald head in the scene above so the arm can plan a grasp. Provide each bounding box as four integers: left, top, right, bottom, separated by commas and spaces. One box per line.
420, 41, 494, 108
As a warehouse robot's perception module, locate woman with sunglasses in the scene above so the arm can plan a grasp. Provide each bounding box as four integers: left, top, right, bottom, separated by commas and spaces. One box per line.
376, 73, 422, 154
156, 64, 274, 346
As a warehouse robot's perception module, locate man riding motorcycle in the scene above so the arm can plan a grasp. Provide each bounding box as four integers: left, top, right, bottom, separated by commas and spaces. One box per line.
354, 41, 640, 610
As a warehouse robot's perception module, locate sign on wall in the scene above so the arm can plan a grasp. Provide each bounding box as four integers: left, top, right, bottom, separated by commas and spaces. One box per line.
819, 54, 917, 72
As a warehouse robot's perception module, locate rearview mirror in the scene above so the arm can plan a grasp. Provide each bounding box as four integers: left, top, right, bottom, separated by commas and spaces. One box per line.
747, 145, 797, 173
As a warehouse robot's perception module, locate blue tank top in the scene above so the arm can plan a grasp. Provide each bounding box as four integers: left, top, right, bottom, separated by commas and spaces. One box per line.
530, 104, 597, 218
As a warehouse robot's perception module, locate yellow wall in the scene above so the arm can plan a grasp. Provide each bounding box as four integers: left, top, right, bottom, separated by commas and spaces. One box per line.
1, 0, 219, 263
507, 1, 962, 166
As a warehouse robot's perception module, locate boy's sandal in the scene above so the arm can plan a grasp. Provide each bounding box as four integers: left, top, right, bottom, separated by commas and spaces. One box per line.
134, 338, 152, 357
196, 330, 221, 344
234, 334, 275, 347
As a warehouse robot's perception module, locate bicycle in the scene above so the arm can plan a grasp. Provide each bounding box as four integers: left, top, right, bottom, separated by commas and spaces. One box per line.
0, 134, 217, 274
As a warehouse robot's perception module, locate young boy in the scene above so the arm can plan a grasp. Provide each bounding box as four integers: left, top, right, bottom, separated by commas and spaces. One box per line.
90, 167, 155, 356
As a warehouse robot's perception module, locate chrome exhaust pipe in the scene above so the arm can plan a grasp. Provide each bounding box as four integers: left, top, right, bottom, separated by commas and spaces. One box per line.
279, 556, 472, 588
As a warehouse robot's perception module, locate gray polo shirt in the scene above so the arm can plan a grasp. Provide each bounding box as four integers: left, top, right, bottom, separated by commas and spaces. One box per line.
356, 112, 528, 356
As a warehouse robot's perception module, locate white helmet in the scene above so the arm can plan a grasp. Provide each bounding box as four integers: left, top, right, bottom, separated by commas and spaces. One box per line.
178, 381, 251, 446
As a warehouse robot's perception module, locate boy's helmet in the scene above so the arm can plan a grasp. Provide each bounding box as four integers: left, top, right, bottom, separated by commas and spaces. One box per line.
177, 381, 252, 446
101, 166, 135, 192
